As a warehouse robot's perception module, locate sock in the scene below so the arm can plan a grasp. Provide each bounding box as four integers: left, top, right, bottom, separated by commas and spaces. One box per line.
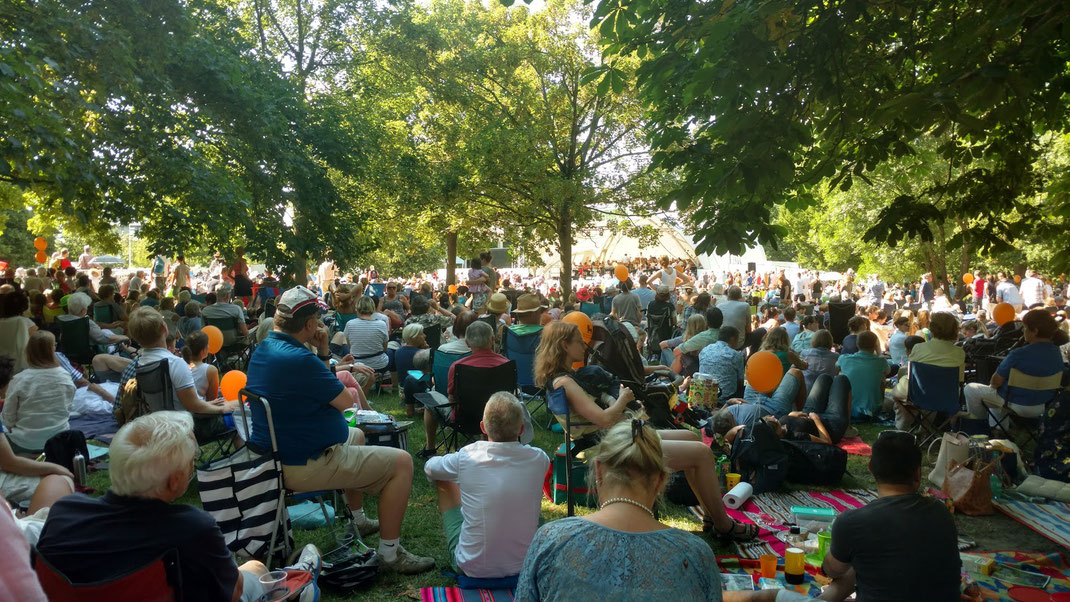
378, 538, 399, 562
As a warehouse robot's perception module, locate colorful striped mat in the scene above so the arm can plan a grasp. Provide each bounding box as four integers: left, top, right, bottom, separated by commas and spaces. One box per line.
716, 555, 827, 596
420, 587, 515, 602
726, 489, 877, 559
969, 551, 1070, 599
994, 499, 1070, 549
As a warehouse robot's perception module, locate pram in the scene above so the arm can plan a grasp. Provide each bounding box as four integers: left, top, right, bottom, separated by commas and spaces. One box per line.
589, 316, 696, 429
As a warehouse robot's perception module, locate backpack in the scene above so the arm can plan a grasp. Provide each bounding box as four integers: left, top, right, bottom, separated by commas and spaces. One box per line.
115, 362, 149, 426
1036, 387, 1070, 483
783, 439, 848, 486
729, 421, 790, 494
44, 430, 90, 473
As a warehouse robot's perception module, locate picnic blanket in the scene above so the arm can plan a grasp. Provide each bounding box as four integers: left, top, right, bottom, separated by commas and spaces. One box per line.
969, 551, 1070, 599
717, 555, 826, 596
726, 489, 877, 559
68, 410, 120, 444
994, 499, 1070, 550
420, 587, 514, 601
836, 436, 871, 456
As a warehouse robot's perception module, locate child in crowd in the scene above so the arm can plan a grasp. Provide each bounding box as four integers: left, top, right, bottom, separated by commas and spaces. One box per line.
840, 316, 869, 355
181, 331, 219, 401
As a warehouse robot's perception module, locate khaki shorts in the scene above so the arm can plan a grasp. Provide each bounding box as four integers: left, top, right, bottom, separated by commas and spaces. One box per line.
282, 428, 398, 495
0, 471, 41, 504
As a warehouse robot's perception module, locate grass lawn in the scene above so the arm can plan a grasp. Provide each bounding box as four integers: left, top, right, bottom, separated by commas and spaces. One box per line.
87, 391, 1057, 601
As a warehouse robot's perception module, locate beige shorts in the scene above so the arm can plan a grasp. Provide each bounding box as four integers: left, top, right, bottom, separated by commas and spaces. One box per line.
0, 472, 41, 504
282, 428, 398, 495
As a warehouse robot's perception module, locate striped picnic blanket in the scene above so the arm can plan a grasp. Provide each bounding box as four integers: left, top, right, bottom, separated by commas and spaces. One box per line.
421, 587, 514, 602
727, 489, 877, 559
994, 499, 1070, 549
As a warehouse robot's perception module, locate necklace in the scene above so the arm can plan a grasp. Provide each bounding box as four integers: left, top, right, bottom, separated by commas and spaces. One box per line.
599, 497, 654, 519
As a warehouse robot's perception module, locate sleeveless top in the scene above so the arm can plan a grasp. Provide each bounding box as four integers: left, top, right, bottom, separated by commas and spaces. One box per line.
772, 350, 792, 375
381, 297, 404, 314
190, 362, 211, 399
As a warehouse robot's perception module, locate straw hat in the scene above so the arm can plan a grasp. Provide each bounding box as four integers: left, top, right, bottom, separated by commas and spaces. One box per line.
485, 293, 510, 314
514, 293, 547, 314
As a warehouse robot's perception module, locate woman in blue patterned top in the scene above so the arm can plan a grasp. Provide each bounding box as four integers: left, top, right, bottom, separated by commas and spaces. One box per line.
515, 419, 723, 601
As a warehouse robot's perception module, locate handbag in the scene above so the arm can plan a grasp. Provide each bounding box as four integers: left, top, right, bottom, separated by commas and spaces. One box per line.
928, 431, 969, 487
942, 454, 1003, 516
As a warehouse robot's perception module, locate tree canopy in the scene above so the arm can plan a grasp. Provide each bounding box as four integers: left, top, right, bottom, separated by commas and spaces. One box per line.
588, 0, 1070, 270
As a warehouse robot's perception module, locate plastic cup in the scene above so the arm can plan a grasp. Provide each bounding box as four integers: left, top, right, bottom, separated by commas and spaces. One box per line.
759, 554, 777, 579
725, 473, 742, 489
784, 547, 805, 584
259, 570, 287, 593
334, 528, 354, 548
817, 531, 831, 561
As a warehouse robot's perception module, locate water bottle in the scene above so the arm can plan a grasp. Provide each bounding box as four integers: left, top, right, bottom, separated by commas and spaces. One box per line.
73, 451, 87, 487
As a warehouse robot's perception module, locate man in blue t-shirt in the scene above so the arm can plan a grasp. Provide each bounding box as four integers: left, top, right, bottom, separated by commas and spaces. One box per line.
965, 309, 1067, 422
246, 286, 434, 575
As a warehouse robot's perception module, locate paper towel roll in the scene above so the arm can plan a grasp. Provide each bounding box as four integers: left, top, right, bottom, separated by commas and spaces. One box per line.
722, 482, 753, 510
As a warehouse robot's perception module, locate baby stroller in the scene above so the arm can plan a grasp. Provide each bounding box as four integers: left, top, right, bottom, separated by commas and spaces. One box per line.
589, 317, 696, 429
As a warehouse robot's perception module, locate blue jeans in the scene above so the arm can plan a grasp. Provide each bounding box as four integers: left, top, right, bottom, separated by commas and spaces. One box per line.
802, 374, 852, 443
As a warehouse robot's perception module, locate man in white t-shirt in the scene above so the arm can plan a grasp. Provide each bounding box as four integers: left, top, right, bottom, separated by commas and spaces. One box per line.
424, 392, 548, 578
77, 246, 95, 271
317, 259, 337, 295
1019, 269, 1046, 309
120, 308, 238, 441
169, 255, 191, 294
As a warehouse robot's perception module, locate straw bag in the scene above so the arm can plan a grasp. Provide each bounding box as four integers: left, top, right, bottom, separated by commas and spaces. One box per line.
928, 432, 969, 486
942, 454, 1003, 516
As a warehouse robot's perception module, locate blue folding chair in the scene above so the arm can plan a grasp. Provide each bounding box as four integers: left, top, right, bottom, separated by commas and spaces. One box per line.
501, 327, 548, 426
580, 302, 600, 318
900, 362, 963, 448
431, 349, 470, 396
546, 386, 577, 517
990, 368, 1064, 448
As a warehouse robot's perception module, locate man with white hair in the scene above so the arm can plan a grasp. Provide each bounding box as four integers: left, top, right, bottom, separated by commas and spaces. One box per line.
417, 320, 509, 459
56, 292, 129, 347
425, 392, 548, 578
35, 411, 321, 601
1020, 269, 1046, 309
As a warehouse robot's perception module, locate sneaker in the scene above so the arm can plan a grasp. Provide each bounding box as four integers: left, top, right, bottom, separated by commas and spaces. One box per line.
380, 545, 435, 575
414, 448, 436, 460
352, 514, 380, 538
285, 543, 322, 601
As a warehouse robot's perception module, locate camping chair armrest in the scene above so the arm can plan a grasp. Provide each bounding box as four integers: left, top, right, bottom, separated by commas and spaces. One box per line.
413, 393, 458, 411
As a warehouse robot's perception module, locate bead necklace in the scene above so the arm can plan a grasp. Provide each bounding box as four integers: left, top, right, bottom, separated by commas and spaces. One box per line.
599, 496, 654, 519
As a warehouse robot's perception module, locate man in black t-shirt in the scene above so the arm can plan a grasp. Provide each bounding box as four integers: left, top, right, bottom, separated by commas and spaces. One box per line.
821, 431, 961, 601
36, 412, 321, 601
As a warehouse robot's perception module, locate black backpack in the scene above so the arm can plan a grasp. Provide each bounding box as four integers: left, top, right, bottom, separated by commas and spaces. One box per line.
645, 302, 674, 356
44, 430, 90, 473
729, 421, 789, 494
782, 439, 847, 486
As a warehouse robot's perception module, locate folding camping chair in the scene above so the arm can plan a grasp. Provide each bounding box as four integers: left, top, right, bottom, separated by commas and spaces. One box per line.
57, 316, 97, 370
580, 302, 601, 318
204, 315, 251, 371
431, 349, 470, 395
545, 386, 600, 517
501, 327, 549, 426
417, 361, 517, 452
987, 368, 1063, 449
897, 362, 964, 449
137, 360, 237, 465
236, 390, 350, 568
33, 547, 181, 602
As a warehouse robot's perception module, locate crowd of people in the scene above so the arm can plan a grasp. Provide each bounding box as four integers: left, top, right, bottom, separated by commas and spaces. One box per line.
0, 245, 1067, 600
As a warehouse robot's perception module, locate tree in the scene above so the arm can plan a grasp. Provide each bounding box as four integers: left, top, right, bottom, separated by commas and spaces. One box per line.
390, 0, 659, 293
583, 0, 1070, 270
1, 0, 372, 279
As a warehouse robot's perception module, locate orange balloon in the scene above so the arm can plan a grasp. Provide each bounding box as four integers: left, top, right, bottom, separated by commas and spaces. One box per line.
219, 370, 247, 401
448, 284, 457, 294
614, 264, 629, 282
202, 325, 224, 354
746, 350, 784, 394
33, 237, 47, 251
962, 273, 974, 285
1013, 274, 1021, 284
34, 250, 47, 263
562, 311, 593, 344
992, 302, 1016, 326
675, 265, 684, 274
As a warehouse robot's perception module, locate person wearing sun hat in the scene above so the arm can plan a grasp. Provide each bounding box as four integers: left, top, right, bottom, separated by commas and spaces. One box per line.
245, 286, 435, 575
509, 293, 547, 336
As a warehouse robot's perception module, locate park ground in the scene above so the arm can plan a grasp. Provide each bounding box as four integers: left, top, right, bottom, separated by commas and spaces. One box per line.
87, 390, 1059, 601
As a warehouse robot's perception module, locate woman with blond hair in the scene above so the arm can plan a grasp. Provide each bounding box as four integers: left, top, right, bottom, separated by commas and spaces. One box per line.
516, 419, 724, 599
534, 320, 755, 541
2, 331, 75, 454
759, 326, 808, 375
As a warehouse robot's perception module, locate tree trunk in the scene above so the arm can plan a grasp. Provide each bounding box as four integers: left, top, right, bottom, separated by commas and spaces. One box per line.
445, 231, 457, 285
957, 219, 972, 299
557, 217, 573, 295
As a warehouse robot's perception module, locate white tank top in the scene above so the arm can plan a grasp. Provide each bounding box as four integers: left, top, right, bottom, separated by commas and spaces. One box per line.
190, 362, 210, 399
